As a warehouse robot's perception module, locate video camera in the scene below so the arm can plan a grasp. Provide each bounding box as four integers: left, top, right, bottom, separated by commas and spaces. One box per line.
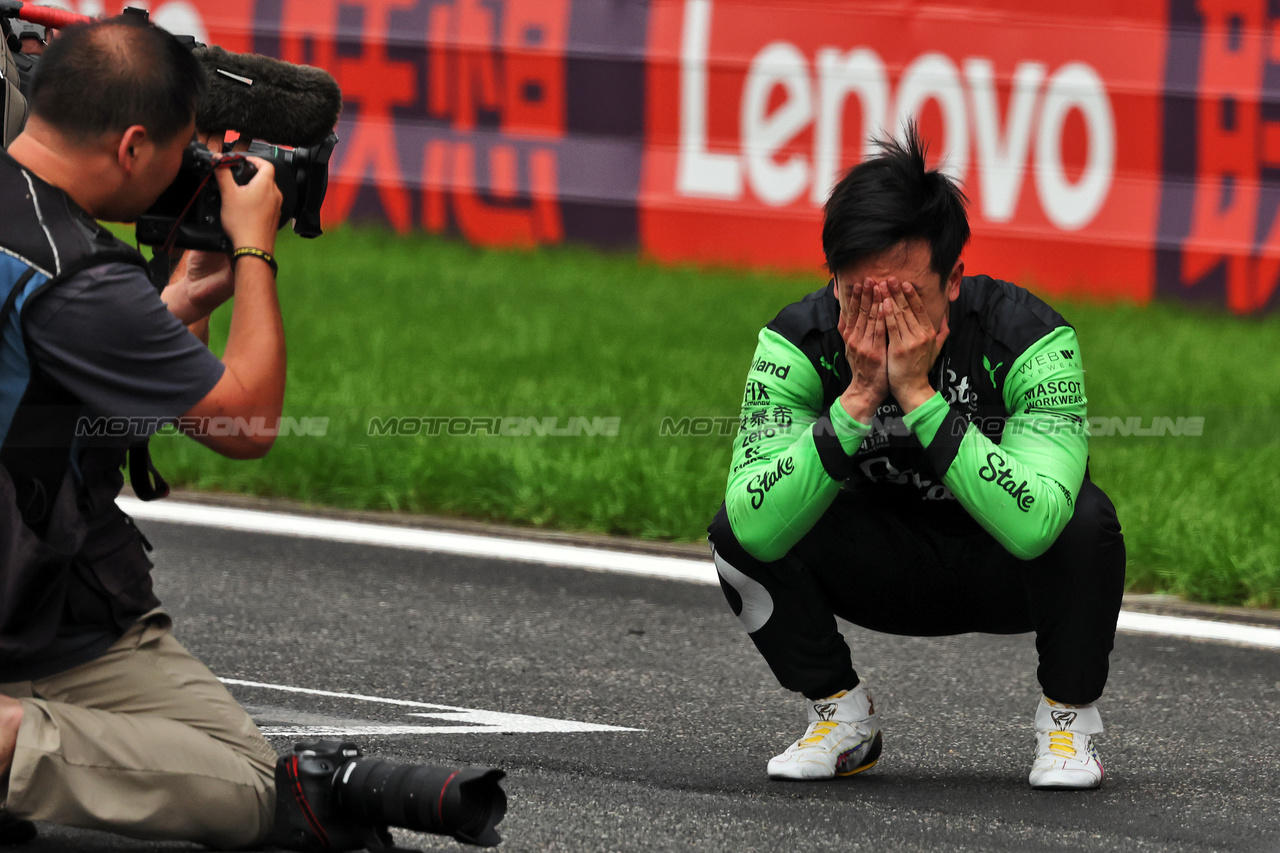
139, 135, 337, 253
1, 2, 339, 254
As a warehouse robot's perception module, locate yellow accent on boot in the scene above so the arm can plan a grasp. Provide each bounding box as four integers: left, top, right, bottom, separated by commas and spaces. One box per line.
1046, 731, 1078, 758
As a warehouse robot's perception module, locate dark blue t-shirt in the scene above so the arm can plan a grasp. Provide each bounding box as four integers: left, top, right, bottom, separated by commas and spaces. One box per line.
24, 261, 225, 430
0, 260, 224, 681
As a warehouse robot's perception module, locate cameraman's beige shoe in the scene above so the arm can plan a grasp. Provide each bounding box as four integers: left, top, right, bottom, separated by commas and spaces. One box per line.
767, 682, 881, 780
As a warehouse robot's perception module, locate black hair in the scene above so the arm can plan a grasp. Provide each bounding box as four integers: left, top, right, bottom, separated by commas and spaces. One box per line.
822, 121, 970, 282
29, 15, 206, 145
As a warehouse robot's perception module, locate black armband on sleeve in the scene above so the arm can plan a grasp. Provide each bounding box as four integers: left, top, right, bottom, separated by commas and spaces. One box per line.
812, 414, 856, 481
920, 407, 970, 477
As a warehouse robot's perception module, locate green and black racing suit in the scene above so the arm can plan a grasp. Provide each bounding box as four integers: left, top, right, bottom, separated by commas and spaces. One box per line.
707, 275, 1126, 704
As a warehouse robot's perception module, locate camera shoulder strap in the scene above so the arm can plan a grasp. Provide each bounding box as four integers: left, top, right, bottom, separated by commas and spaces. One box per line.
127, 443, 169, 502
1, 24, 27, 150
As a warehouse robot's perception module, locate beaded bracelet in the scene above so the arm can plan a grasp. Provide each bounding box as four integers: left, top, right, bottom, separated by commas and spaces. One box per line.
232, 246, 278, 276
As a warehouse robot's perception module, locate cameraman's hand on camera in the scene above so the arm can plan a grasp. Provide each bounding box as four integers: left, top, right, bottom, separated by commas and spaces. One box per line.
178, 147, 287, 460
163, 133, 266, 334
183, 248, 233, 299
214, 156, 283, 257
180, 250, 234, 312
161, 249, 235, 342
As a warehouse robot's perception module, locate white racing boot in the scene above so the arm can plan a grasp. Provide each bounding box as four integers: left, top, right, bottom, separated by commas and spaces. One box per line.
767, 682, 882, 780
1029, 696, 1105, 789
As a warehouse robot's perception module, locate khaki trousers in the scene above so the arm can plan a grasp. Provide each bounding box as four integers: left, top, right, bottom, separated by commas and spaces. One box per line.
0, 612, 278, 849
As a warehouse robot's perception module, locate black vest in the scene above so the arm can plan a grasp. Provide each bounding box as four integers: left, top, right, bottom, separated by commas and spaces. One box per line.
767, 276, 1074, 506
0, 149, 160, 668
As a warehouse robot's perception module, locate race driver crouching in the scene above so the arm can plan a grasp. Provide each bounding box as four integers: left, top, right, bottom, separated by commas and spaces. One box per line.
708, 123, 1125, 790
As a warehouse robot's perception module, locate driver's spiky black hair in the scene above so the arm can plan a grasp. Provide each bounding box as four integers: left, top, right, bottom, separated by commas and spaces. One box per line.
822, 121, 970, 282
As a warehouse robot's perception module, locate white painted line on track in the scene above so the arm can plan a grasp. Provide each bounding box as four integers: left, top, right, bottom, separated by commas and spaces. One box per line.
119, 497, 716, 585
122, 498, 1280, 652
1114, 611, 1280, 649
223, 678, 641, 735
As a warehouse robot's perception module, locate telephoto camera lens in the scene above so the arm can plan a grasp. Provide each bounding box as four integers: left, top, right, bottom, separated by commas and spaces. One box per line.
334, 758, 507, 847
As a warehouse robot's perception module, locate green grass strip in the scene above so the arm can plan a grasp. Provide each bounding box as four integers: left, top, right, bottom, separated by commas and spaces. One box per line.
142, 227, 1279, 608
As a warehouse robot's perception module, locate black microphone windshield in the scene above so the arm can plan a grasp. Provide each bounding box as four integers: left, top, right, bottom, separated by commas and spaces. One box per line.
193, 46, 342, 148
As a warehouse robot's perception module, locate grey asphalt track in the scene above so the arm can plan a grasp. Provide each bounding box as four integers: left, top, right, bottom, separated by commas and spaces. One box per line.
18, 520, 1280, 853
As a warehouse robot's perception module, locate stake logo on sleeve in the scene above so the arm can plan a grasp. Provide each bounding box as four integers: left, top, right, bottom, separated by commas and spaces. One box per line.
747, 457, 796, 508
977, 451, 1035, 511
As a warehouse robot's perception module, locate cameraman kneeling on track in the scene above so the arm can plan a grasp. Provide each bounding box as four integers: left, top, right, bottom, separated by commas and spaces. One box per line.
0, 13, 507, 850
0, 15, 285, 847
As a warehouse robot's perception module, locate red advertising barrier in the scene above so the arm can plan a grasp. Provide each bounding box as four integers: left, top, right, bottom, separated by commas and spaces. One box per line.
43, 1, 1280, 312
643, 0, 1165, 306
643, 0, 1280, 313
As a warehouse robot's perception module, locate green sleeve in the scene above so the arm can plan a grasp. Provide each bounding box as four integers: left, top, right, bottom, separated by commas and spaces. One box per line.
725, 328, 871, 562
902, 326, 1088, 560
